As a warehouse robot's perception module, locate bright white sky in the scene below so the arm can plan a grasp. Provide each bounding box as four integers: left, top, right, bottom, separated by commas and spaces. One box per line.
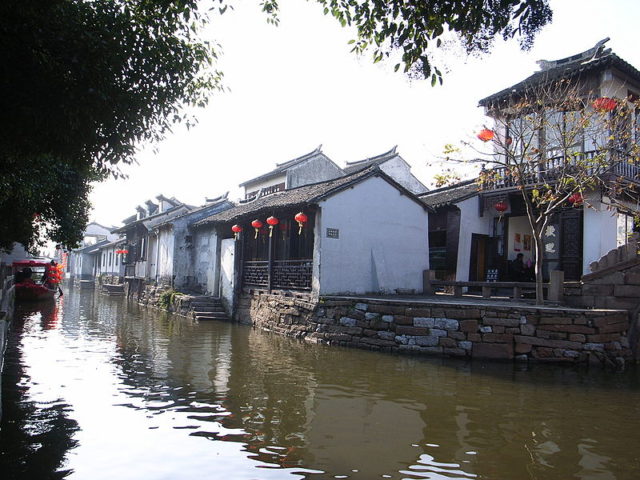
90, 0, 640, 228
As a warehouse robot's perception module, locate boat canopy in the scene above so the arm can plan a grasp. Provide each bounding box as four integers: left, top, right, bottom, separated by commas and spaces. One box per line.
12, 259, 51, 268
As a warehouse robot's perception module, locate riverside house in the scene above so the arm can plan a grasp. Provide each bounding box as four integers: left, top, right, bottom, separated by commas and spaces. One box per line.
194, 165, 430, 311
422, 39, 640, 285
111, 195, 191, 291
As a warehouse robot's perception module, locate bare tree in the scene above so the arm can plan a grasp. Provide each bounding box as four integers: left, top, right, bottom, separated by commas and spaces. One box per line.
452, 79, 640, 303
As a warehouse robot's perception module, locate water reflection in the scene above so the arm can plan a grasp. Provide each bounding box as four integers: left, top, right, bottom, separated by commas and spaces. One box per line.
1, 288, 639, 480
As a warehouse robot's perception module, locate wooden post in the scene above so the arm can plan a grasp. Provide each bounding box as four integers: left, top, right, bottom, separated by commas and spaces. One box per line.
512, 286, 522, 299
423, 270, 436, 295
482, 286, 492, 298
453, 285, 463, 297
548, 270, 565, 303
267, 231, 273, 293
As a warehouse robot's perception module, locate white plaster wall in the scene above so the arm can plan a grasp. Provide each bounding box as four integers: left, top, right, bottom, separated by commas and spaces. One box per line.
219, 239, 235, 309
583, 193, 618, 273
193, 226, 219, 295
287, 156, 343, 188
156, 228, 175, 281
379, 157, 428, 195
317, 176, 429, 295
455, 196, 494, 281
600, 70, 639, 99
148, 235, 158, 280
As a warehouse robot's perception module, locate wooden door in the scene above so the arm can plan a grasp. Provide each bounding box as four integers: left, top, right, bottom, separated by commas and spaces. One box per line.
469, 234, 489, 281
560, 209, 583, 280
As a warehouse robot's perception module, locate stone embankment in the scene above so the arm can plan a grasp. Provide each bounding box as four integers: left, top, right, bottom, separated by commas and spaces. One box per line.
238, 291, 634, 366
135, 284, 229, 321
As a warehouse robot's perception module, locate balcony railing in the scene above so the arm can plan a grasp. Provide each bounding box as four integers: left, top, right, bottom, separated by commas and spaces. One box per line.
481, 150, 640, 191
243, 259, 312, 290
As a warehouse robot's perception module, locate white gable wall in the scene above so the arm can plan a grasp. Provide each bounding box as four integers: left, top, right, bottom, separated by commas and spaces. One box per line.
583, 193, 618, 274
316, 176, 429, 295
455, 196, 493, 281
193, 226, 220, 295
378, 156, 427, 195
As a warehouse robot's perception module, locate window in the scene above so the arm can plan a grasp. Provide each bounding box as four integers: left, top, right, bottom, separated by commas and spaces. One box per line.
617, 212, 636, 246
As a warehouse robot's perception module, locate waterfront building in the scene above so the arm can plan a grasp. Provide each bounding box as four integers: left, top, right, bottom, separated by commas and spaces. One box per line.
422, 39, 640, 284
67, 222, 117, 282
111, 195, 191, 286
195, 165, 430, 311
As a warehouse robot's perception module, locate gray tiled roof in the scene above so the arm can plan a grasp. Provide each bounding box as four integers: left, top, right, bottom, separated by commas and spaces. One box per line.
111, 203, 188, 234
418, 180, 478, 208
479, 52, 640, 107
196, 165, 428, 227
342, 146, 398, 174
238, 146, 328, 187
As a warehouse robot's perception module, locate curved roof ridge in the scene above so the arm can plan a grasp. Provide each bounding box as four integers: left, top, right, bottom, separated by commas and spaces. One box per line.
345, 145, 398, 166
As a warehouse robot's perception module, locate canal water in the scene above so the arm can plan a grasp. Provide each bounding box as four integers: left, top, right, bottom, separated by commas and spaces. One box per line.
1, 289, 639, 480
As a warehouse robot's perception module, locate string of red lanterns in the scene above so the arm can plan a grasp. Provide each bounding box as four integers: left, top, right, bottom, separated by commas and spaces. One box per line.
233, 212, 309, 239
115, 249, 129, 255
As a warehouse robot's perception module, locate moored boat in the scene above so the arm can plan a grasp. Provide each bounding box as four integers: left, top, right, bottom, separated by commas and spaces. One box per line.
12, 259, 60, 302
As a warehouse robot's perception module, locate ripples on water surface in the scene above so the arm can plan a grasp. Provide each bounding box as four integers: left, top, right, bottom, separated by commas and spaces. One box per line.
1, 288, 639, 480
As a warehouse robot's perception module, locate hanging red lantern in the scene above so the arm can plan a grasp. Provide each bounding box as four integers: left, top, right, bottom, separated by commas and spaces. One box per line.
251, 219, 263, 239
494, 201, 508, 213
231, 224, 242, 240
568, 192, 583, 206
505, 136, 513, 146
294, 212, 308, 235
477, 129, 495, 142
592, 97, 617, 112
266, 216, 279, 237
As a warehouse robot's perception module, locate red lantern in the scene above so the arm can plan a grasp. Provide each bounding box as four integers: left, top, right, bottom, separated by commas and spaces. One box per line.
505, 137, 513, 146
232, 224, 242, 240
593, 97, 617, 112
494, 201, 508, 213
266, 216, 279, 237
568, 192, 583, 206
477, 129, 495, 142
251, 219, 263, 239
294, 212, 308, 235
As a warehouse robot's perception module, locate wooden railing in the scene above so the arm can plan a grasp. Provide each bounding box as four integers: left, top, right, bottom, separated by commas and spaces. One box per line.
243, 259, 312, 290
482, 150, 639, 191
422, 270, 565, 302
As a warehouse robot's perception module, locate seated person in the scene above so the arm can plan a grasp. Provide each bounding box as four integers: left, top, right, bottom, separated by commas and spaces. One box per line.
511, 253, 527, 281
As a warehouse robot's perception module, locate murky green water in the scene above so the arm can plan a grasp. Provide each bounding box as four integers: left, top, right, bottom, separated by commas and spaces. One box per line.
1, 288, 639, 480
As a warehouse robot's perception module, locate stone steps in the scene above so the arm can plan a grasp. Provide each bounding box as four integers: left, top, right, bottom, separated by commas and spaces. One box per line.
101, 284, 125, 296
190, 297, 229, 322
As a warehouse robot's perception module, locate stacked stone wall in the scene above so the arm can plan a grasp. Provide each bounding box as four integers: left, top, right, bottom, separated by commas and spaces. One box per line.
237, 291, 633, 366
565, 237, 640, 310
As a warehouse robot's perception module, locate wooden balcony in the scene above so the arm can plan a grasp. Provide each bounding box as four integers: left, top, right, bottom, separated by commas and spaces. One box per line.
481, 150, 640, 191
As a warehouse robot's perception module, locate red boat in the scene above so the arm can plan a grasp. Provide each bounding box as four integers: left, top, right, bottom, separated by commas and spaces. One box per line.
12, 259, 60, 302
